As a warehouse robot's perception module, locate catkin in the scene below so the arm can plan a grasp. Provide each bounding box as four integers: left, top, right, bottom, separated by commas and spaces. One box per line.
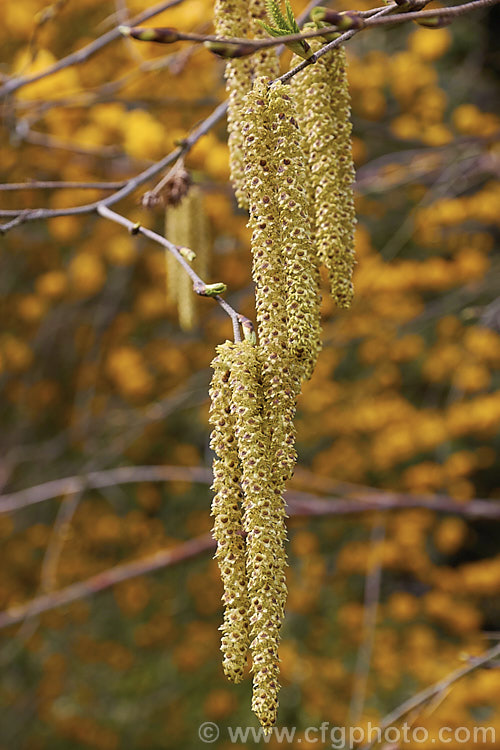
243, 78, 289, 353
268, 81, 322, 380
214, 0, 251, 208
209, 341, 250, 683
249, 0, 281, 80
165, 187, 211, 330
229, 340, 287, 732
292, 41, 357, 308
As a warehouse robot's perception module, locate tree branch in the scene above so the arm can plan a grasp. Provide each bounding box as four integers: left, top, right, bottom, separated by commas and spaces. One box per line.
0, 0, 186, 98
0, 99, 228, 230
359, 641, 500, 749
0, 533, 215, 630
97, 204, 247, 341
1, 464, 499, 519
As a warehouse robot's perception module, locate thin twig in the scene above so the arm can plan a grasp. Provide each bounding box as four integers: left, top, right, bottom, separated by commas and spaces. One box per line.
1, 464, 500, 518
0, 180, 126, 191
0, 100, 228, 229
0, 0, 186, 98
0, 533, 216, 630
347, 520, 386, 727
359, 641, 500, 749
97, 204, 244, 340
120, 0, 497, 57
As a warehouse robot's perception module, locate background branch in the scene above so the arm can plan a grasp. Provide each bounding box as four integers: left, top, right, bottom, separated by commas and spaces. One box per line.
0, 0, 186, 98
1, 465, 499, 518
360, 641, 500, 749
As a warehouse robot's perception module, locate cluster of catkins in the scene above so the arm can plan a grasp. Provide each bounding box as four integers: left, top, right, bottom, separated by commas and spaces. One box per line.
209, 0, 356, 731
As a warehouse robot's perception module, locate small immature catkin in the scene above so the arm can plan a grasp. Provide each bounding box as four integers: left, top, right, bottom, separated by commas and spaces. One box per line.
165, 187, 211, 330
292, 41, 357, 308
229, 340, 287, 731
209, 341, 250, 683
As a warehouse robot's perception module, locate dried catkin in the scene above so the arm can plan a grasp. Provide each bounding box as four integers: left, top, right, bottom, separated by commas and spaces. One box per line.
268, 81, 322, 380
229, 340, 287, 732
209, 341, 249, 683
291, 41, 357, 308
214, 0, 251, 208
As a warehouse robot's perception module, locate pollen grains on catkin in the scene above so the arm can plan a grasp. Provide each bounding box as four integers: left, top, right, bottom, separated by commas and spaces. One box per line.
229, 340, 287, 732
242, 77, 302, 481
214, 0, 252, 209
243, 77, 289, 354
209, 341, 250, 683
291, 40, 357, 308
268, 81, 322, 381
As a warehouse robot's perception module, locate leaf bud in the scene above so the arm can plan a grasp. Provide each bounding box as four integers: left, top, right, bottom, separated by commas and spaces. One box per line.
120, 25, 181, 43
204, 41, 256, 58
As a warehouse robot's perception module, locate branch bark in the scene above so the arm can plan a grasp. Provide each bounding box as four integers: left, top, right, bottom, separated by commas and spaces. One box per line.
1, 464, 499, 519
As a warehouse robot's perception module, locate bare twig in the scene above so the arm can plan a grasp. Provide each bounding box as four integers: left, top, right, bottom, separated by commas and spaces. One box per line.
0, 533, 215, 630
0, 99, 228, 230
120, 0, 498, 61
347, 520, 386, 726
0, 0, 186, 98
1, 464, 500, 519
359, 641, 500, 749
0, 180, 126, 191
97, 204, 246, 341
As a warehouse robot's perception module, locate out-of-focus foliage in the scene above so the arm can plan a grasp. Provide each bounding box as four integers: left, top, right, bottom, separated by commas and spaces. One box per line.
1, 0, 500, 748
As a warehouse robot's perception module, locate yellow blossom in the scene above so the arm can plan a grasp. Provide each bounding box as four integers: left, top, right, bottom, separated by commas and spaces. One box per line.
68, 253, 106, 297
410, 27, 452, 62
36, 270, 68, 299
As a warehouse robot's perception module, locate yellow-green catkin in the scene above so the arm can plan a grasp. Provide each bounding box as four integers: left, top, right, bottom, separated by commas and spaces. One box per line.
209, 341, 250, 683
291, 41, 356, 308
243, 77, 288, 353
214, 0, 252, 208
242, 78, 302, 481
229, 340, 287, 731
165, 187, 211, 330
268, 81, 322, 380
165, 193, 195, 329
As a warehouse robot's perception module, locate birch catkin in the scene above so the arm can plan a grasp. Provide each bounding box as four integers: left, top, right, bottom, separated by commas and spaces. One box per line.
165, 187, 210, 330
268, 81, 322, 380
209, 342, 249, 683
292, 41, 357, 308
229, 340, 287, 731
214, 0, 251, 208
243, 78, 288, 353
209, 11, 358, 730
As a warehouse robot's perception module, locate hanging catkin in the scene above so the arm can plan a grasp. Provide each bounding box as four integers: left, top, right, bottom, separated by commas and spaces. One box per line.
242, 78, 301, 487
209, 341, 250, 683
165, 196, 196, 329
268, 81, 322, 381
165, 187, 211, 330
214, 0, 252, 208
229, 340, 287, 732
291, 40, 357, 308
